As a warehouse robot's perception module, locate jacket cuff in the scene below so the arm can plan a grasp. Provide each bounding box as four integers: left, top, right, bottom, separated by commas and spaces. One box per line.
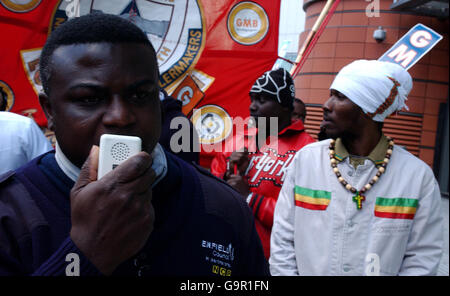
32, 236, 103, 276
246, 192, 253, 204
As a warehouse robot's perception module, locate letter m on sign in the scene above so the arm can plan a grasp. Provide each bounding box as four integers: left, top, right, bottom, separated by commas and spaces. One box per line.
378, 23, 442, 70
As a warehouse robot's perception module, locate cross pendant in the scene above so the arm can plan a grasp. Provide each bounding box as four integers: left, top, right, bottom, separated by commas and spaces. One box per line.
352, 192, 365, 210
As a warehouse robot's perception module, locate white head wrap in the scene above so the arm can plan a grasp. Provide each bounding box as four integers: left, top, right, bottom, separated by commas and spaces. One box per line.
330, 60, 413, 122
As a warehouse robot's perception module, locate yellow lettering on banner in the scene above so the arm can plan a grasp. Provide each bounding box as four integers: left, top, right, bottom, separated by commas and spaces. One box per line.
158, 29, 202, 88
182, 56, 193, 64
173, 62, 188, 75
184, 49, 195, 59
160, 46, 172, 56
188, 44, 199, 52
189, 37, 200, 46
168, 69, 178, 79
189, 30, 201, 39
162, 73, 171, 84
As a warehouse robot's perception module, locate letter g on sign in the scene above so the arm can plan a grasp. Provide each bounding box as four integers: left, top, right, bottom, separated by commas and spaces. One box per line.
177, 86, 193, 106
410, 30, 432, 48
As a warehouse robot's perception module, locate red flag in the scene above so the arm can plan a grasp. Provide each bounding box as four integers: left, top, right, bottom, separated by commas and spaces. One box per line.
0, 0, 60, 126
1, 0, 280, 168
191, 1, 280, 167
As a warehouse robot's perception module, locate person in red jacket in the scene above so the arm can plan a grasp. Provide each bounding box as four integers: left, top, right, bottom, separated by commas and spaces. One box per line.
210, 68, 315, 258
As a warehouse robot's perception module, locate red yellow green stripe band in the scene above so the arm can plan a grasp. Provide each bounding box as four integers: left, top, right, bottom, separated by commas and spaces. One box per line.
374, 197, 418, 219
295, 186, 331, 210
374, 212, 415, 219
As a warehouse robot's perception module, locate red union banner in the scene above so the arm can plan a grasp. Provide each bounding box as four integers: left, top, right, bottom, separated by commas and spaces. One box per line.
0, 0, 60, 125
0, 0, 280, 166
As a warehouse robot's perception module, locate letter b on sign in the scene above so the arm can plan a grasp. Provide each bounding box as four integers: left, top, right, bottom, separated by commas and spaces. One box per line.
65, 253, 80, 276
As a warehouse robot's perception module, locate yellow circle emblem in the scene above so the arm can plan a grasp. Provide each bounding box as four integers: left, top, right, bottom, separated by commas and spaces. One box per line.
192, 105, 232, 144
227, 1, 269, 45
0, 0, 41, 13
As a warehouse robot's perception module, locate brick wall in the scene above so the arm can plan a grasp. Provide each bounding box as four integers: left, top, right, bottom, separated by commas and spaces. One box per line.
297, 0, 449, 168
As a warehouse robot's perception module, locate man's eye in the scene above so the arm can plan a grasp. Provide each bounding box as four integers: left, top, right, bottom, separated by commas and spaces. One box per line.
130, 91, 153, 103
331, 91, 345, 100
79, 96, 102, 104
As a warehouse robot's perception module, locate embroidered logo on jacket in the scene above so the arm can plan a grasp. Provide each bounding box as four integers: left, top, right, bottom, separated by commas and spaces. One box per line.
201, 240, 234, 276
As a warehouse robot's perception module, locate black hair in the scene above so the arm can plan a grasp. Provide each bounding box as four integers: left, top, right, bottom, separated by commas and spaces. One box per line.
39, 13, 156, 95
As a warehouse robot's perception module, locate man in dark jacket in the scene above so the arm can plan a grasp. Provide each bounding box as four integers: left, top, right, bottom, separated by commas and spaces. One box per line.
159, 89, 199, 164
0, 13, 268, 276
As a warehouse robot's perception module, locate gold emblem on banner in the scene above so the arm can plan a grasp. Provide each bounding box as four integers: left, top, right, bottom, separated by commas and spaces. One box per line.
0, 0, 41, 13
227, 1, 269, 45
191, 105, 232, 144
48, 0, 207, 92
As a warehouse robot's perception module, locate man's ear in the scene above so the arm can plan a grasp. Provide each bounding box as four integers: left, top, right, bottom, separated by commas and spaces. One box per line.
39, 93, 55, 131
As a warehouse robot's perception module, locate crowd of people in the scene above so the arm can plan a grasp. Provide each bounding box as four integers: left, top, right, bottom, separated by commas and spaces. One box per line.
0, 13, 444, 276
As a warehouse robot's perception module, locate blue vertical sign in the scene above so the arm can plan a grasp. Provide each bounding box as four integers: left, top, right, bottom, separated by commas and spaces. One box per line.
379, 23, 442, 70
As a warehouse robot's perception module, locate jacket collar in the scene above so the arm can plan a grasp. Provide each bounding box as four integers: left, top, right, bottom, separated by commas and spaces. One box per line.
279, 119, 305, 136
241, 119, 305, 138
334, 133, 389, 167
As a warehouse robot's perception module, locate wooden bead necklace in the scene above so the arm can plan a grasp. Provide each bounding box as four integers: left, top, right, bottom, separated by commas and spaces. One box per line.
329, 137, 394, 210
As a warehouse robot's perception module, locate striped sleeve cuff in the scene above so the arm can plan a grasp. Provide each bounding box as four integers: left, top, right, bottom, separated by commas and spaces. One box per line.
246, 193, 253, 204
248, 193, 264, 216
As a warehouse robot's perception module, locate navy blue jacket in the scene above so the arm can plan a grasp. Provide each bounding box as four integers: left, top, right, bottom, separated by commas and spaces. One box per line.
160, 92, 199, 165
0, 150, 268, 276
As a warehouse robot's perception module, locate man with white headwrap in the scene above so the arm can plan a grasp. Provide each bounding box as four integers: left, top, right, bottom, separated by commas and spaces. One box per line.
270, 60, 443, 276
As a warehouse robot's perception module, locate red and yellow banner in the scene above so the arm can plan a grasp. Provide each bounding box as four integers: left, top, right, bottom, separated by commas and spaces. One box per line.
0, 0, 280, 167
0, 0, 60, 125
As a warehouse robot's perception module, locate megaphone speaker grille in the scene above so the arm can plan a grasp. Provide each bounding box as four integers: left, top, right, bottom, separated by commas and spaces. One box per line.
111, 142, 131, 162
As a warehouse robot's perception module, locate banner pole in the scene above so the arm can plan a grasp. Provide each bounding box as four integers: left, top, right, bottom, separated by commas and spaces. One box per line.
290, 0, 339, 77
